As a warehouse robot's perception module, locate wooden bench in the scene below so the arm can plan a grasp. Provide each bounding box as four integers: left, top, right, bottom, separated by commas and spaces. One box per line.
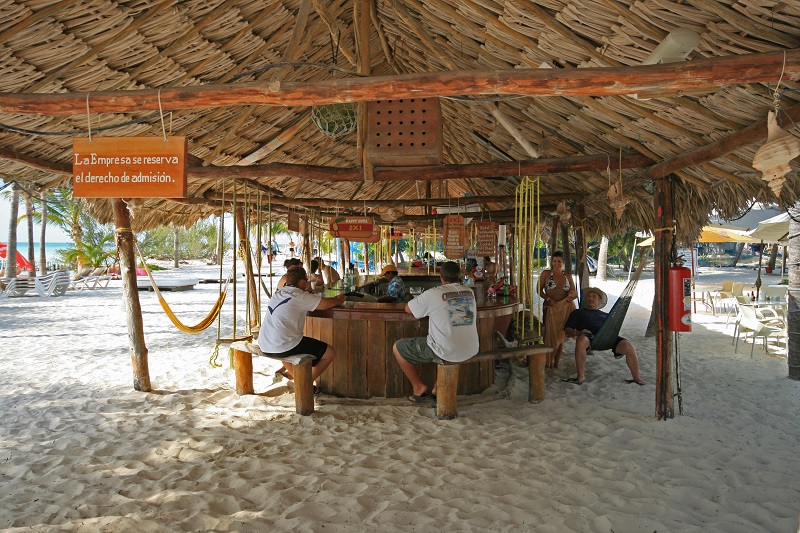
433, 344, 553, 420
230, 341, 316, 416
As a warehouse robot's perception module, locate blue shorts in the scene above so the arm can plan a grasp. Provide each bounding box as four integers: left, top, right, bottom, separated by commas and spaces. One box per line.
265, 337, 327, 366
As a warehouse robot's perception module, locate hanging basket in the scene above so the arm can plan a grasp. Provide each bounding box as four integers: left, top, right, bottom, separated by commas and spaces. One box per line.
311, 103, 357, 138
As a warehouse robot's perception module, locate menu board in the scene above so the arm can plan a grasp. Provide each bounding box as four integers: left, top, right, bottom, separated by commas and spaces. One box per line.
443, 214, 466, 259
474, 221, 497, 256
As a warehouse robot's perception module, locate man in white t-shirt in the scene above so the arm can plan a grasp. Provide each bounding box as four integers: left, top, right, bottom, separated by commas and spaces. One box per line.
392, 261, 479, 402
258, 266, 347, 385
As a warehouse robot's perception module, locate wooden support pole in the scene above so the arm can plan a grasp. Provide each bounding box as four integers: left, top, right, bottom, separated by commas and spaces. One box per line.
549, 216, 559, 259
113, 199, 151, 392
436, 365, 459, 420
573, 204, 588, 293
233, 348, 254, 395
528, 352, 547, 403
234, 207, 260, 329
292, 360, 315, 416
654, 177, 674, 419
788, 202, 800, 381
561, 222, 571, 275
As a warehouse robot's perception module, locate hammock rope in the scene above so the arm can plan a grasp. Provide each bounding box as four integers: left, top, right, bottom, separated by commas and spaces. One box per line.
135, 242, 231, 334
589, 256, 647, 351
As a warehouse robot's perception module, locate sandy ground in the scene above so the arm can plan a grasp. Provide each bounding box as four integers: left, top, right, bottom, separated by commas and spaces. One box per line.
1, 259, 798, 532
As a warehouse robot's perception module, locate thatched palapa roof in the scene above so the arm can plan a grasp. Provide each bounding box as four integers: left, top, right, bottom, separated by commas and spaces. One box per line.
0, 0, 799, 242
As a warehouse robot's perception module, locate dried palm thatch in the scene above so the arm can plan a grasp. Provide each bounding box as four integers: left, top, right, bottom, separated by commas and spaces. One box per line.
0, 0, 798, 244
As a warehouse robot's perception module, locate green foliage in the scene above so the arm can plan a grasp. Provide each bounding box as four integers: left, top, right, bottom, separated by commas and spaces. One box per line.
138, 218, 228, 260
61, 233, 117, 268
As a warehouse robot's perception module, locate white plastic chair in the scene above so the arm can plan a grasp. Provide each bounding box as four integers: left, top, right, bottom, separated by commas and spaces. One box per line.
734, 305, 785, 357
715, 280, 734, 313
727, 295, 751, 334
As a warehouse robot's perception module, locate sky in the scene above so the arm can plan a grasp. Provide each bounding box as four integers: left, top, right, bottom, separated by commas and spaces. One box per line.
0, 197, 71, 243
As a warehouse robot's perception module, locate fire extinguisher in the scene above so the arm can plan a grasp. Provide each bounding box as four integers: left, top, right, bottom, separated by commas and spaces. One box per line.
668, 265, 692, 332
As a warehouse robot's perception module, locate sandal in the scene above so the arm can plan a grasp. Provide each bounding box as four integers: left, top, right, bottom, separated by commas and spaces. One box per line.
625, 379, 646, 386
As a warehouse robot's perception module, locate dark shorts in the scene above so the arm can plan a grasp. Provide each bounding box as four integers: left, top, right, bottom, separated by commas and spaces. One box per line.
265, 336, 327, 366
395, 337, 437, 364
611, 336, 626, 357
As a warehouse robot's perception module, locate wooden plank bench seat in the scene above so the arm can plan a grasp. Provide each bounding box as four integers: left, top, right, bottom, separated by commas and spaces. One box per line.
433, 344, 553, 420
230, 341, 316, 415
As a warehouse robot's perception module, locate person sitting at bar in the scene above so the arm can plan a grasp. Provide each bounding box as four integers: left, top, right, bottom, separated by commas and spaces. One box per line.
314, 256, 341, 289
562, 287, 644, 386
357, 264, 406, 303
392, 261, 480, 402
308, 259, 325, 293
257, 266, 347, 387
277, 258, 302, 289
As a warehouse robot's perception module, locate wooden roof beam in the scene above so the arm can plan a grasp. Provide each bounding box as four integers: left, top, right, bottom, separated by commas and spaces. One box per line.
4, 49, 797, 115
645, 102, 800, 179
203, 193, 578, 207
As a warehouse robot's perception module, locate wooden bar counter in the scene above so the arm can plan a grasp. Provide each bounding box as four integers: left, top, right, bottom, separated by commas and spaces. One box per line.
305, 289, 521, 398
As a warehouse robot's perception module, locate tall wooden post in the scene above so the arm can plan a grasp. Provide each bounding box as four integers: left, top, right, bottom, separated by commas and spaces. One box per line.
788, 201, 799, 381
654, 177, 674, 419
234, 207, 259, 329
113, 199, 151, 392
549, 216, 559, 261
561, 222, 572, 275
301, 215, 311, 268
573, 203, 588, 293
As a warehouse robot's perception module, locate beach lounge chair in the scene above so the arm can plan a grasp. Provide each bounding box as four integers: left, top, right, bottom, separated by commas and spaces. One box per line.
77, 267, 112, 290
0, 277, 37, 299
68, 266, 94, 290
34, 271, 72, 297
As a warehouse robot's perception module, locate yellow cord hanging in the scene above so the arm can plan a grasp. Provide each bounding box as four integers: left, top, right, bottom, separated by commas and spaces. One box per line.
135, 242, 231, 334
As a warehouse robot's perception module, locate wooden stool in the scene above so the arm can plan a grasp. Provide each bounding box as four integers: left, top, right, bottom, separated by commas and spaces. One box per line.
433, 344, 551, 420
230, 341, 316, 416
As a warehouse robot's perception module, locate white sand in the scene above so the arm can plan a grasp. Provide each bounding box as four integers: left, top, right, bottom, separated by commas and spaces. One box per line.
1, 261, 798, 532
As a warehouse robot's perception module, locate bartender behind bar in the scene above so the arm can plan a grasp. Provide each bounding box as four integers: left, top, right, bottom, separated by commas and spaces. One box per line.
354, 264, 406, 303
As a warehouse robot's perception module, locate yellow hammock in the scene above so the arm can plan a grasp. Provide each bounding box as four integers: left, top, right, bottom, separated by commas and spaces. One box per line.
136, 243, 231, 334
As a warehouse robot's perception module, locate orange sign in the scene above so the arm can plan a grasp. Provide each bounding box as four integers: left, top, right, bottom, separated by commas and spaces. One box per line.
73, 137, 187, 198
363, 225, 382, 243
330, 216, 374, 239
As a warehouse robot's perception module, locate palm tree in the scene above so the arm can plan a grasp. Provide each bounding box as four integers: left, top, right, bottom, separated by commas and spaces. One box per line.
15, 188, 88, 270
3, 182, 20, 277
62, 234, 117, 268
23, 192, 36, 274
596, 236, 609, 281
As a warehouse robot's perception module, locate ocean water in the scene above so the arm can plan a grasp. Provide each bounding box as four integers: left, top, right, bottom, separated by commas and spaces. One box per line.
7, 242, 72, 267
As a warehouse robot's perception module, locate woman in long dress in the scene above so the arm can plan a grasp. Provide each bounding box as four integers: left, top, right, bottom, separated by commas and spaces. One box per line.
537, 251, 578, 368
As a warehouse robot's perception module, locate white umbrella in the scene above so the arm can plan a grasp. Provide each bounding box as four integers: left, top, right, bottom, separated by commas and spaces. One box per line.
747, 213, 791, 243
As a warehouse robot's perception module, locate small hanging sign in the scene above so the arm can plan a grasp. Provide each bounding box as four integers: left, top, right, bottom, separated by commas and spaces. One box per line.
330, 216, 374, 239
288, 212, 301, 232
73, 137, 187, 198
443, 214, 466, 259
474, 221, 497, 256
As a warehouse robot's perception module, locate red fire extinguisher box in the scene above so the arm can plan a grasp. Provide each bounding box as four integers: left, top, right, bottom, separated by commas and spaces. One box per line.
668, 266, 692, 332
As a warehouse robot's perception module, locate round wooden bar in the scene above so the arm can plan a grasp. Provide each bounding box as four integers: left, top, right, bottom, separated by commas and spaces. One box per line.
305, 290, 521, 398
